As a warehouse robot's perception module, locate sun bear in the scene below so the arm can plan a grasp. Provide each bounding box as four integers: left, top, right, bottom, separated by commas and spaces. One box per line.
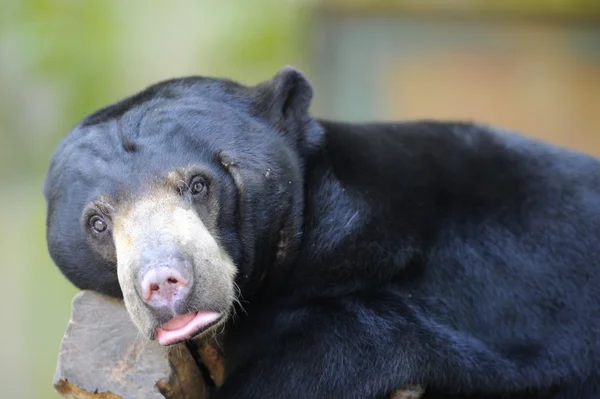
44, 66, 600, 398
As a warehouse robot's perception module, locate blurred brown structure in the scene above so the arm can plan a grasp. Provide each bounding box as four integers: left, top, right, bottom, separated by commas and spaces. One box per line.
312, 0, 600, 155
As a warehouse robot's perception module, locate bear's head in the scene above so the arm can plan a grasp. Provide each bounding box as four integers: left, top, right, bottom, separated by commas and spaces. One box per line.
44, 67, 323, 345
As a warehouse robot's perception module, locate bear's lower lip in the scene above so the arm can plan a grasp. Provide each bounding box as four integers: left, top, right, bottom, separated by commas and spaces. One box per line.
155, 311, 222, 345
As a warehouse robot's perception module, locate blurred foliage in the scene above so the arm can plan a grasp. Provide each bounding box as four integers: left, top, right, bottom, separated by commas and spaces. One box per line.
0, 1, 312, 397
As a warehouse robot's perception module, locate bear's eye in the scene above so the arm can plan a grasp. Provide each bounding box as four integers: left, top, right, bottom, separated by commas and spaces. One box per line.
90, 215, 108, 234
189, 176, 206, 196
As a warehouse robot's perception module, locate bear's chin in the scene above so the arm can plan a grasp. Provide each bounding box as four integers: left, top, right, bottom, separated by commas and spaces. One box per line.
154, 310, 223, 346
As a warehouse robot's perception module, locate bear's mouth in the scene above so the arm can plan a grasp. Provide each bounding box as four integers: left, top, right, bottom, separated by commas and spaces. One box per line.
154, 311, 222, 345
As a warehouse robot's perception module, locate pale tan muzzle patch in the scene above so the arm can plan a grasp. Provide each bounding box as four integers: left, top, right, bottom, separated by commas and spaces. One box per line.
111, 186, 237, 338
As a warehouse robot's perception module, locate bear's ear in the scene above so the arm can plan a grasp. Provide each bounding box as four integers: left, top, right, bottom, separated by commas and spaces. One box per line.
252, 66, 314, 136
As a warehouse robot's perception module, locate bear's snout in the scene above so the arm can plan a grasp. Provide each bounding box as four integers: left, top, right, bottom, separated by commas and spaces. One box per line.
109, 187, 238, 342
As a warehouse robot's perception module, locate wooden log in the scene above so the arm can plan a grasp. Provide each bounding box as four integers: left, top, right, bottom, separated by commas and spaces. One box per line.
55, 291, 424, 398
54, 291, 208, 399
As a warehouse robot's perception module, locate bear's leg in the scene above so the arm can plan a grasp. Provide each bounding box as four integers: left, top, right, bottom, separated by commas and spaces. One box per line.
212, 292, 553, 399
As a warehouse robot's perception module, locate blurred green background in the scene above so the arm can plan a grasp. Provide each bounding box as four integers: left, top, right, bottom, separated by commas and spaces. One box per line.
0, 1, 598, 398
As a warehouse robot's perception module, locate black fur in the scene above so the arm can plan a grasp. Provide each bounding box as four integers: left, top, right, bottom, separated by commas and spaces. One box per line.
44, 67, 600, 398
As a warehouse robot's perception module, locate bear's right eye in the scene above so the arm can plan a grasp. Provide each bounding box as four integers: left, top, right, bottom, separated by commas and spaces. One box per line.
89, 215, 108, 234
189, 175, 207, 196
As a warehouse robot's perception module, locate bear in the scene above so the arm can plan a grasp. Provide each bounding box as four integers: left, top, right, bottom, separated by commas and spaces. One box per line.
44, 66, 600, 399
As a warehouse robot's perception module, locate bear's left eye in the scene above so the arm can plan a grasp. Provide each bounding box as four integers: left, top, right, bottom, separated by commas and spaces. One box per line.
90, 215, 108, 234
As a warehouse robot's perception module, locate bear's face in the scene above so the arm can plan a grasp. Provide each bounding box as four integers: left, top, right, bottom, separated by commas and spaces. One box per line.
44, 67, 322, 345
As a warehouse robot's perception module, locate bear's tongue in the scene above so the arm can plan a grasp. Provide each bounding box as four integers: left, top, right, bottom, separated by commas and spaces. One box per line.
161, 312, 197, 331
155, 311, 221, 345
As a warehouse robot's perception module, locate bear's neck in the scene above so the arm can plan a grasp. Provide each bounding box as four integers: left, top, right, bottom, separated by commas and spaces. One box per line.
279, 120, 414, 298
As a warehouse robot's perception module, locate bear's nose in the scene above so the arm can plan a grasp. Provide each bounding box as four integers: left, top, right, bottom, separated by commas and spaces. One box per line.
140, 258, 191, 310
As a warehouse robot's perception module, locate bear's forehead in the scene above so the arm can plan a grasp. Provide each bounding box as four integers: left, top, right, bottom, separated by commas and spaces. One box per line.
45, 92, 275, 211
113, 99, 262, 148
46, 127, 199, 206
59, 99, 255, 168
